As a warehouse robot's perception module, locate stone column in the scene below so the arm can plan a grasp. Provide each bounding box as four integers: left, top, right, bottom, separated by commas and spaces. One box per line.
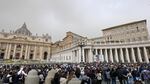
89, 48, 93, 63
40, 46, 43, 60
25, 45, 29, 59
120, 48, 124, 63
105, 49, 108, 62
78, 48, 81, 63
72, 51, 75, 62
100, 49, 102, 55
137, 47, 142, 62
125, 48, 130, 63
100, 49, 104, 62
72, 50, 75, 63
7, 44, 12, 59
75, 50, 78, 63
20, 45, 24, 59
95, 48, 99, 62
27, 46, 31, 59
143, 47, 149, 63
131, 48, 136, 63
13, 44, 17, 59
4, 43, 9, 59
77, 49, 80, 63
115, 48, 119, 63
109, 48, 113, 63
48, 46, 51, 62
95, 48, 98, 55
82, 48, 85, 62
33, 46, 37, 60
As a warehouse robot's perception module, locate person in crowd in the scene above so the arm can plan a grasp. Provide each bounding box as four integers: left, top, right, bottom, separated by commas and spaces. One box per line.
60, 71, 67, 84
96, 69, 102, 84
127, 69, 134, 84
75, 66, 81, 78
141, 69, 150, 84
122, 66, 129, 84
2, 71, 13, 84
17, 66, 27, 84
51, 71, 61, 84
0, 62, 150, 84
110, 68, 117, 84
38, 71, 44, 84
67, 71, 81, 84
132, 68, 141, 83
105, 69, 111, 84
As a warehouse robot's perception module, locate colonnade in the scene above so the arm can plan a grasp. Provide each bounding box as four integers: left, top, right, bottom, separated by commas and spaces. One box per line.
82, 46, 149, 63
1, 43, 149, 63
0, 43, 50, 61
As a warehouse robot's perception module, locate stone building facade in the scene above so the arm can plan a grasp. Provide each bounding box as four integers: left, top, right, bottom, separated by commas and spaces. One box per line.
51, 31, 87, 63
0, 20, 150, 63
0, 23, 52, 62
51, 20, 150, 63
102, 20, 149, 43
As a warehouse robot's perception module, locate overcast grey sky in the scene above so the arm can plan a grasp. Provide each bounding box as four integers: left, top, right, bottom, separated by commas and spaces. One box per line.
0, 0, 150, 42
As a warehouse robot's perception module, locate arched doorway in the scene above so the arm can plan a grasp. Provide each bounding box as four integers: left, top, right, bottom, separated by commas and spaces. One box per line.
43, 52, 48, 60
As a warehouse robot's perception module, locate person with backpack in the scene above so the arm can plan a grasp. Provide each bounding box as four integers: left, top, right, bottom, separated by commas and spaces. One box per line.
132, 68, 141, 83
141, 69, 150, 84
2, 71, 13, 84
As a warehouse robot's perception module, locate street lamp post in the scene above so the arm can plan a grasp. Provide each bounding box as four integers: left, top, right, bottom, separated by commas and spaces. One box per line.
78, 39, 86, 63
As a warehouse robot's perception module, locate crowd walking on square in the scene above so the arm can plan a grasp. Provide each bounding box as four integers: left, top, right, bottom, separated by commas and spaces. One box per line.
0, 63, 150, 84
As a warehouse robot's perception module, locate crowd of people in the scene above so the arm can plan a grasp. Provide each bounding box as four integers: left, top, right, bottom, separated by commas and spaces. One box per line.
0, 62, 150, 84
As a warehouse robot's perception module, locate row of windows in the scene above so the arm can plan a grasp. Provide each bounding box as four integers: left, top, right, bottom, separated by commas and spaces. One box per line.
0, 52, 48, 60
105, 31, 147, 41
104, 27, 146, 36
2, 35, 49, 42
94, 36, 148, 44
